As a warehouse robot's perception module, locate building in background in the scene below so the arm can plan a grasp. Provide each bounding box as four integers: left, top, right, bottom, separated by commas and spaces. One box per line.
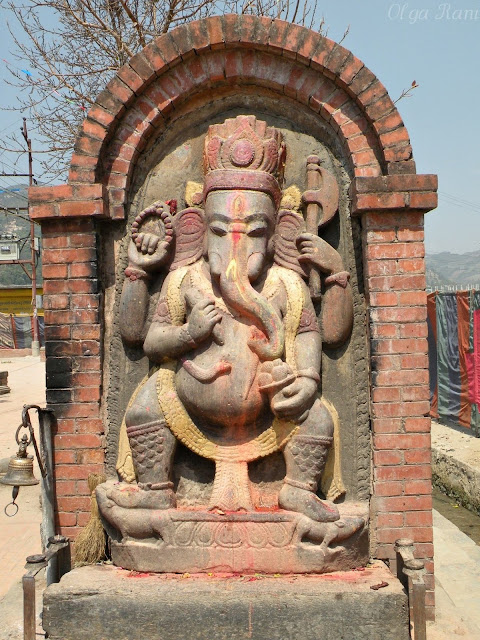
0, 284, 44, 349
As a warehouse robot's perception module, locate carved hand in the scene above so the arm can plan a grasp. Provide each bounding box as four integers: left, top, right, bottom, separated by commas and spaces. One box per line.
296, 232, 343, 275
270, 376, 317, 420
187, 298, 223, 344
127, 238, 171, 273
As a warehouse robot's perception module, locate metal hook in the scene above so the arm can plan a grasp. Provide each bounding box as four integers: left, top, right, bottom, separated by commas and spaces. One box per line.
21, 405, 47, 478
15, 423, 32, 446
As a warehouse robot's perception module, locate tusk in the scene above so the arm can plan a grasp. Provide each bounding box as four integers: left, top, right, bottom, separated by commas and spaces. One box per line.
225, 259, 237, 279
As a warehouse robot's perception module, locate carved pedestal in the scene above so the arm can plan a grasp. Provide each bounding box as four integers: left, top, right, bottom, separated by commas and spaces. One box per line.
97, 481, 368, 574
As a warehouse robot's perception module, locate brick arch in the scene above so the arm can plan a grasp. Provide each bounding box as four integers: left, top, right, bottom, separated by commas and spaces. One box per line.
68, 15, 413, 220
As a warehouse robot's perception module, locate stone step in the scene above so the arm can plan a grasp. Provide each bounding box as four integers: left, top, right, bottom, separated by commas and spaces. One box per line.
43, 563, 409, 640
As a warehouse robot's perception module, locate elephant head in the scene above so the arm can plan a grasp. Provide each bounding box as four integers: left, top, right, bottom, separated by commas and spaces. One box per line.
201, 116, 288, 361
171, 115, 351, 361
168, 116, 290, 361
169, 191, 285, 361
204, 189, 285, 361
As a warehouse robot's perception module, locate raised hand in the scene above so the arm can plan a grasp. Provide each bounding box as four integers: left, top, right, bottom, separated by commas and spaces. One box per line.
127, 238, 171, 273
296, 232, 343, 274
134, 231, 162, 255
127, 201, 174, 274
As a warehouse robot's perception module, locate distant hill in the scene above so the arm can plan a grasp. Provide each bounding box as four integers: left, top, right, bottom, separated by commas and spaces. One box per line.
426, 251, 480, 290
426, 265, 453, 290
0, 184, 42, 287
0, 183, 30, 210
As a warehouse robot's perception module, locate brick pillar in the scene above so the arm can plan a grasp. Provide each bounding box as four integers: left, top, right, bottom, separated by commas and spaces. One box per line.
353, 175, 437, 620
32, 190, 108, 538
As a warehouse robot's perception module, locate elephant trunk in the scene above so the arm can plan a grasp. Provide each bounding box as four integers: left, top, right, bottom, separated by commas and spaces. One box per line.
219, 253, 284, 361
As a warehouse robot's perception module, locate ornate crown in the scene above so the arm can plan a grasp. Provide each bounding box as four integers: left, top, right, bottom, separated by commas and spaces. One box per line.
203, 116, 286, 208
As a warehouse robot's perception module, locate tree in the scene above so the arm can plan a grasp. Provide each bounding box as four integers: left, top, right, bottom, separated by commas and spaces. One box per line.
1, 0, 337, 181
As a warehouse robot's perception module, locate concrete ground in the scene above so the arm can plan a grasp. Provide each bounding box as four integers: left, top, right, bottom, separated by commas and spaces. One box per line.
0, 357, 479, 638
431, 509, 480, 638
0, 356, 45, 639
432, 419, 480, 514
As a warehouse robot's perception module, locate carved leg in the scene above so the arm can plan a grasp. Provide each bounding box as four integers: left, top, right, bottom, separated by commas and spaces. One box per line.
121, 372, 177, 509
279, 399, 339, 522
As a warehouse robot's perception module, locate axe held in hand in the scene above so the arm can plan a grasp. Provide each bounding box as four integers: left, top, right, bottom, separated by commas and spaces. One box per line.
304, 155, 340, 301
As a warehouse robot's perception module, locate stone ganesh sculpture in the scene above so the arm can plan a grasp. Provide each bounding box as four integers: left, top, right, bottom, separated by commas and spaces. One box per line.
97, 116, 367, 573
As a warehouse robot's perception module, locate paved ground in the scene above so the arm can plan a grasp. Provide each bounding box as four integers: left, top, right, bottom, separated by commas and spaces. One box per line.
430, 510, 480, 638
0, 356, 479, 638
0, 357, 45, 639
432, 419, 480, 513
0, 357, 46, 460
0, 358, 45, 597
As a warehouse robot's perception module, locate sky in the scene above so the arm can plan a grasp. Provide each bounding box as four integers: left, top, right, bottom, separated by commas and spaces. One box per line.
0, 0, 479, 254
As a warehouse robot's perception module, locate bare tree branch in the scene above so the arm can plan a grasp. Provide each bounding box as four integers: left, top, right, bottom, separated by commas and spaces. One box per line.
1, 0, 338, 181
394, 80, 419, 104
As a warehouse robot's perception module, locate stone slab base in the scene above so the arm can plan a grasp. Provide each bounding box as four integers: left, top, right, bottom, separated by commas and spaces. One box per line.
43, 563, 410, 640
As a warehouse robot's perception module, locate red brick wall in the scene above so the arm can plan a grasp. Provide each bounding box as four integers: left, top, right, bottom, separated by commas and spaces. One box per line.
366, 212, 434, 616
353, 175, 436, 619
41, 218, 104, 537
29, 14, 438, 617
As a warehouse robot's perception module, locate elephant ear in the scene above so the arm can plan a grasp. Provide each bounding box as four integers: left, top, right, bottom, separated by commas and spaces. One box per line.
170, 207, 206, 271
274, 209, 308, 278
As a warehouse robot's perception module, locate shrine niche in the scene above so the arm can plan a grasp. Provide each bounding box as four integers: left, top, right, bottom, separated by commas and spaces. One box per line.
29, 15, 438, 637
97, 114, 367, 573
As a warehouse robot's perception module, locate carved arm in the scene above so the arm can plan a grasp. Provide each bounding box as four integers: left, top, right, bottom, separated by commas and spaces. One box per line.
142, 280, 222, 363
119, 267, 152, 346
296, 233, 353, 348
321, 270, 353, 348
119, 202, 174, 346
143, 322, 198, 362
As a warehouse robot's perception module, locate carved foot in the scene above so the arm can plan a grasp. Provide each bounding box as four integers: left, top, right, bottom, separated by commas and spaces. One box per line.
278, 484, 339, 523
322, 516, 366, 547
307, 516, 367, 550
106, 483, 176, 510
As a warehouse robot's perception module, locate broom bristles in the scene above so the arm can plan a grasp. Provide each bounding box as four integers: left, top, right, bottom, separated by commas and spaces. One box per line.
74, 473, 107, 567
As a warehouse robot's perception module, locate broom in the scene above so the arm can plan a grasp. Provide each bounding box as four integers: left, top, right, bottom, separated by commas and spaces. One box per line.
74, 473, 107, 567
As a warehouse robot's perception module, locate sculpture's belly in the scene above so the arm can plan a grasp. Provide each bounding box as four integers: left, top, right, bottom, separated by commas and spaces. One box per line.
176, 319, 267, 429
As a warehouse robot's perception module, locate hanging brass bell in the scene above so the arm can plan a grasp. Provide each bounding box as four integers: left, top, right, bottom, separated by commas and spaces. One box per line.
0, 434, 39, 487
